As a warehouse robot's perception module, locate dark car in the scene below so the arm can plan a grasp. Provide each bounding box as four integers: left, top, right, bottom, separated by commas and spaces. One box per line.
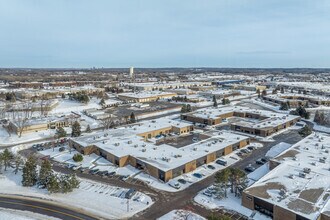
256, 159, 265, 165
247, 146, 256, 151
261, 157, 269, 163
59, 147, 65, 152
245, 166, 256, 172
207, 165, 216, 170
216, 159, 227, 166
192, 173, 203, 178
177, 179, 187, 184
108, 171, 116, 176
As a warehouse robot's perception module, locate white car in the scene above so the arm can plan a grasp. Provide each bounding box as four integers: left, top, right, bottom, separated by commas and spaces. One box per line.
168, 181, 181, 189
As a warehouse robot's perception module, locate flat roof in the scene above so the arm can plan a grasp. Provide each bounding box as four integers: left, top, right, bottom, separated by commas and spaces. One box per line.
245, 133, 330, 220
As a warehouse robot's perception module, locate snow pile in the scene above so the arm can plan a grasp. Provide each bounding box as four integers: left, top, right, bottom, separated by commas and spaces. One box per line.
158, 209, 205, 220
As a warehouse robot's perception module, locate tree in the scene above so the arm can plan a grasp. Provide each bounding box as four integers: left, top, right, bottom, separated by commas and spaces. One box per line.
181, 105, 187, 113
290, 105, 310, 119
100, 117, 113, 130
61, 93, 66, 99
207, 214, 231, 220
22, 156, 38, 187
186, 104, 192, 112
280, 87, 285, 94
213, 95, 218, 107
14, 155, 23, 175
261, 90, 267, 97
222, 98, 230, 105
85, 124, 92, 133
68, 173, 80, 189
72, 153, 83, 162
299, 125, 312, 137
279, 102, 290, 110
1, 149, 13, 171
215, 168, 230, 198
256, 89, 261, 98
55, 127, 67, 138
39, 159, 53, 187
130, 112, 136, 123
71, 121, 81, 137
314, 110, 328, 125
99, 98, 105, 106
47, 174, 60, 194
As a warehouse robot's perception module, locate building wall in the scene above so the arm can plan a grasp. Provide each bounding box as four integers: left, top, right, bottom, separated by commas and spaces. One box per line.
242, 191, 255, 210
273, 205, 296, 220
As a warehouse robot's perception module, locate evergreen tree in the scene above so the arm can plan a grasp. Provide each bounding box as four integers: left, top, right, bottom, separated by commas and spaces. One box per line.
222, 98, 230, 105
1, 149, 13, 171
68, 173, 80, 189
130, 112, 136, 123
60, 175, 73, 193
207, 214, 231, 220
215, 168, 230, 198
99, 98, 105, 106
55, 127, 67, 138
22, 156, 38, 187
47, 174, 60, 194
280, 87, 285, 93
256, 89, 261, 98
181, 105, 187, 113
85, 124, 92, 133
186, 104, 192, 112
38, 159, 53, 187
299, 125, 312, 137
279, 102, 289, 110
71, 121, 81, 137
213, 95, 218, 107
14, 156, 23, 175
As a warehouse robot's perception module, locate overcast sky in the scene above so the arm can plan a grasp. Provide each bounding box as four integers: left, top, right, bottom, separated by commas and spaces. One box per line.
0, 0, 329, 68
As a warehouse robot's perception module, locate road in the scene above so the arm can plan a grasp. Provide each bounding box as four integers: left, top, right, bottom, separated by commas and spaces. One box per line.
14, 129, 304, 220
0, 195, 100, 220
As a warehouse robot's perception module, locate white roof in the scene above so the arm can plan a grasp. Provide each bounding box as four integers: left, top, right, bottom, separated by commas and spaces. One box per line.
245, 133, 330, 220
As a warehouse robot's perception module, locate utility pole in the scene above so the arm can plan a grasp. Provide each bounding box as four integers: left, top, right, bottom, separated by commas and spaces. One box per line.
127, 199, 129, 212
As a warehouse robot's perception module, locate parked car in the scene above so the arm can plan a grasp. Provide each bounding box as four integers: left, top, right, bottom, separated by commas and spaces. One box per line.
247, 146, 256, 151
245, 166, 256, 172
261, 157, 269, 163
256, 159, 265, 165
59, 147, 65, 152
215, 159, 227, 166
192, 137, 199, 142
240, 149, 250, 154
207, 164, 216, 170
177, 179, 187, 184
192, 173, 203, 178
169, 181, 181, 189
108, 171, 116, 176
236, 152, 243, 157
203, 190, 213, 197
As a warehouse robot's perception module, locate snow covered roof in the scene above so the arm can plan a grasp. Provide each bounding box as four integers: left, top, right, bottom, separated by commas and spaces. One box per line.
245, 133, 330, 220
118, 91, 176, 99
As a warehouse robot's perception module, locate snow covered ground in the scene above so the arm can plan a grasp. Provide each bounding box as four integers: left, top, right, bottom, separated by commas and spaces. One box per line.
194, 163, 272, 220
158, 209, 205, 220
0, 168, 153, 219
0, 208, 60, 220
0, 208, 58, 220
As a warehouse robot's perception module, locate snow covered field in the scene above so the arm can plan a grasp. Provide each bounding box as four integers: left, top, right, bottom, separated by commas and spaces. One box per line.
0, 168, 153, 219
158, 209, 205, 220
0, 208, 60, 220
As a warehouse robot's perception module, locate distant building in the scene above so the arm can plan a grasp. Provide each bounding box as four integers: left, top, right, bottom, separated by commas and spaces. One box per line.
129, 67, 134, 79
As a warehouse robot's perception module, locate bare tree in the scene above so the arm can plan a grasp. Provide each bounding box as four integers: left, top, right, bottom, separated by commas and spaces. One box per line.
100, 117, 113, 130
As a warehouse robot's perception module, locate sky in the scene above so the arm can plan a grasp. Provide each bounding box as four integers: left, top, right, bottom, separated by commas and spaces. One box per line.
0, 0, 330, 68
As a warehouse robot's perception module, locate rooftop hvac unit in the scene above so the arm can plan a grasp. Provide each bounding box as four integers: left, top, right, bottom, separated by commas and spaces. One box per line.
319, 158, 326, 163
311, 162, 316, 166
193, 147, 197, 151
289, 174, 294, 179
134, 144, 138, 148
299, 172, 306, 178
142, 144, 146, 147
128, 140, 132, 144
153, 147, 157, 150
102, 140, 107, 144
114, 143, 120, 146
207, 143, 212, 147
142, 149, 146, 152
